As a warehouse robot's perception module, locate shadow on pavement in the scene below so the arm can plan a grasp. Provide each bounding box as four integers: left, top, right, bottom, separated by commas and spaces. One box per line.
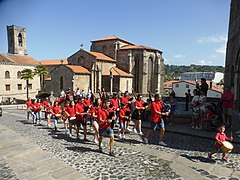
180, 154, 215, 163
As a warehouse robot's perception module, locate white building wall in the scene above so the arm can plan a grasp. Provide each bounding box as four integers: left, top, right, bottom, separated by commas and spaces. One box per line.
172, 82, 221, 98
0, 64, 40, 102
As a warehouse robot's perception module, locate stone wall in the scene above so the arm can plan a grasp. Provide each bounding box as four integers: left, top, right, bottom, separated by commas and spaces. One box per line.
45, 65, 74, 97
73, 74, 90, 93
225, 0, 240, 112
91, 40, 131, 59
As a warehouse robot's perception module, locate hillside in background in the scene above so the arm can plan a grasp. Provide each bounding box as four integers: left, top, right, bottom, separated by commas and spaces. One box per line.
164, 64, 225, 82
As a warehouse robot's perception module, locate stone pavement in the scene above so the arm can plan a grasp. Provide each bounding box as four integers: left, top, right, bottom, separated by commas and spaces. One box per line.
0, 123, 88, 180
0, 106, 240, 179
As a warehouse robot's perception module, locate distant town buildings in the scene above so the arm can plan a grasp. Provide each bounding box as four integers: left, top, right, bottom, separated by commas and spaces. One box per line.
164, 80, 223, 99
181, 72, 214, 81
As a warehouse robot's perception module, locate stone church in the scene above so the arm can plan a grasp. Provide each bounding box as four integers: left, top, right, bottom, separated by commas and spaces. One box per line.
0, 25, 40, 102
225, 0, 240, 114
44, 35, 164, 96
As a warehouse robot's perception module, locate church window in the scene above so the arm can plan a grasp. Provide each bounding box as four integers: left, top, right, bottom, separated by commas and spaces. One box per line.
18, 33, 23, 46
28, 84, 32, 90
17, 84, 22, 90
103, 46, 107, 52
186, 84, 189, 88
78, 56, 85, 65
5, 71, 10, 79
5, 85, 10, 91
175, 84, 179, 88
17, 71, 21, 79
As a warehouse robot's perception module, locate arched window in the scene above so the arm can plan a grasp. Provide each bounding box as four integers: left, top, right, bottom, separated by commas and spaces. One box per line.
78, 56, 85, 65
18, 33, 23, 46
17, 71, 21, 79
5, 71, 10, 79
103, 46, 107, 52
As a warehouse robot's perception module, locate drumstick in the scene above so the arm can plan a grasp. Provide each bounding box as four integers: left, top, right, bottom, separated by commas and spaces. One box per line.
231, 131, 233, 139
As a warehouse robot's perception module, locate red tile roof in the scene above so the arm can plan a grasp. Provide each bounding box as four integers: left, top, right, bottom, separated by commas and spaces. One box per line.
85, 51, 115, 62
164, 80, 179, 88
40, 59, 68, 65
65, 65, 90, 74
91, 35, 134, 45
103, 66, 133, 77
0, 53, 39, 65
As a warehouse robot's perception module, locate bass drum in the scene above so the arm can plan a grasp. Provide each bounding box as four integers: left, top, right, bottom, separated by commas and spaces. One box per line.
62, 111, 68, 120
221, 141, 234, 153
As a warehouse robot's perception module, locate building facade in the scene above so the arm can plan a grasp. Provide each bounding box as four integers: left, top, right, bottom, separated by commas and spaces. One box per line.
91, 36, 164, 94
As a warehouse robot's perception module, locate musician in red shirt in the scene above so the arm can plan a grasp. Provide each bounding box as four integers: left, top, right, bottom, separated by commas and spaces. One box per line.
144, 94, 169, 146
52, 101, 62, 131
25, 97, 32, 120
121, 91, 132, 131
35, 99, 43, 125
119, 103, 129, 139
91, 98, 101, 144
75, 98, 88, 140
62, 101, 70, 134
64, 101, 76, 137
133, 94, 145, 135
98, 100, 115, 156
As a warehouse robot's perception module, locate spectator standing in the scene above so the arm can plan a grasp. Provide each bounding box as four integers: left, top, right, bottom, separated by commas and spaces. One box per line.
185, 89, 191, 111
196, 78, 209, 97
221, 86, 234, 128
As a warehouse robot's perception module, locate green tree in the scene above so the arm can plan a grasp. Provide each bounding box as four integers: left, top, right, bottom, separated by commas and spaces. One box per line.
34, 64, 48, 91
21, 68, 35, 99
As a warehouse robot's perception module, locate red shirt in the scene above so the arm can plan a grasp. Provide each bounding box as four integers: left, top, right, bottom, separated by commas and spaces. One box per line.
84, 98, 91, 107
31, 103, 37, 112
222, 92, 234, 108
215, 132, 227, 148
36, 102, 42, 112
110, 98, 119, 110
151, 101, 163, 123
135, 100, 143, 108
90, 106, 98, 122
45, 105, 53, 114
98, 107, 110, 130
119, 108, 127, 124
75, 103, 84, 121
65, 106, 75, 118
121, 96, 130, 112
121, 96, 130, 103
52, 105, 61, 114
26, 101, 32, 108
42, 100, 49, 108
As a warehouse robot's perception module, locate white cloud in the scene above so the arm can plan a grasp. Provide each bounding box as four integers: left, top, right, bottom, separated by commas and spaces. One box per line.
197, 34, 227, 44
192, 59, 213, 65
215, 46, 226, 55
173, 54, 185, 59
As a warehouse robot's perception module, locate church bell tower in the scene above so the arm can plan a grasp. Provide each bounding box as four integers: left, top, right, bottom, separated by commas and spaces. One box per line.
7, 25, 28, 55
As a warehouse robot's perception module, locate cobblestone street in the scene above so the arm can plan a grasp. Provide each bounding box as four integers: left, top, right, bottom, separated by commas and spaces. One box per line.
0, 109, 240, 179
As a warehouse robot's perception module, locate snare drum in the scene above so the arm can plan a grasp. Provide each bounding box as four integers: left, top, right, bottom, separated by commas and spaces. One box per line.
69, 116, 76, 121
62, 111, 68, 119
55, 114, 62, 120
221, 141, 234, 153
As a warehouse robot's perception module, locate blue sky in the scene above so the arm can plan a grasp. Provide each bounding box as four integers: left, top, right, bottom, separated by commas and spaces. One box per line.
0, 0, 230, 66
